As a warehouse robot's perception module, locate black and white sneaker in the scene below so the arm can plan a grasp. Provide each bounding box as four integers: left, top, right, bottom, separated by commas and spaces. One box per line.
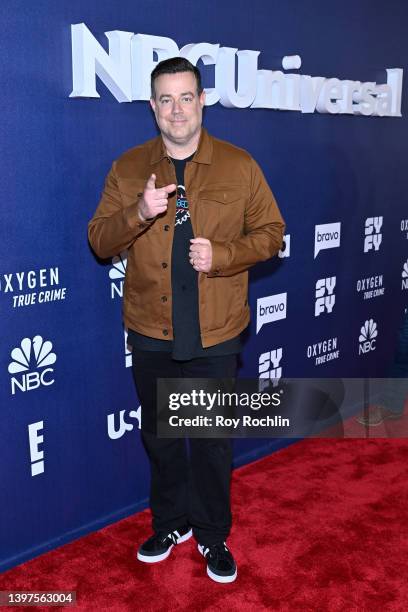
137, 525, 192, 563
198, 542, 237, 583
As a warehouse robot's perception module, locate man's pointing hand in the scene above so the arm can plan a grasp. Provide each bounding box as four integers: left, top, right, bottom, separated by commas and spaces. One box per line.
138, 173, 176, 222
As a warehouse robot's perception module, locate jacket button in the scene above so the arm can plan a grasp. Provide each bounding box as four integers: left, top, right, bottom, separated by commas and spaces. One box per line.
162, 262, 168, 269
164, 224, 170, 231
163, 329, 169, 336
161, 296, 167, 302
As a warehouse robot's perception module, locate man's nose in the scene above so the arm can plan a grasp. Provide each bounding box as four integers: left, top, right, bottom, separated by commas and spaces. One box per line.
172, 99, 183, 113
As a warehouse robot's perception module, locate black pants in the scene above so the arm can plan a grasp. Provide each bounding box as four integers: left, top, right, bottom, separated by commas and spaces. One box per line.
131, 348, 237, 546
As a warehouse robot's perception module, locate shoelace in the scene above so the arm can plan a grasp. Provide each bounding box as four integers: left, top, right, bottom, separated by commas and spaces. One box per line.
203, 542, 229, 560
158, 531, 178, 546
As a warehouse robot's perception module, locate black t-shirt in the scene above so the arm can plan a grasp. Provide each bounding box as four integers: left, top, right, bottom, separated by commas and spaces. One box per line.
128, 155, 241, 360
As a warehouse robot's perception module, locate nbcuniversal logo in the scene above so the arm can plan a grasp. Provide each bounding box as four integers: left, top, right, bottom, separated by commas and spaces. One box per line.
8, 336, 57, 395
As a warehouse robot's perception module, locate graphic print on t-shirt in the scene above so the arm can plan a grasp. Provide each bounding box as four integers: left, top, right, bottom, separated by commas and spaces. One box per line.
175, 183, 190, 227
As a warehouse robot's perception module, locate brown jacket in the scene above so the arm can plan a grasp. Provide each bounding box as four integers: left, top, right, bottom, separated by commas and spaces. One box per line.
88, 128, 285, 347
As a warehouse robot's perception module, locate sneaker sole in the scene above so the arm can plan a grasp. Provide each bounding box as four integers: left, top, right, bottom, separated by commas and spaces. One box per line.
137, 529, 192, 564
198, 544, 238, 583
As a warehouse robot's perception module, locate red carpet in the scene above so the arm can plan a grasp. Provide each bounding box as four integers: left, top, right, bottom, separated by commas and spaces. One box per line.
1, 439, 408, 611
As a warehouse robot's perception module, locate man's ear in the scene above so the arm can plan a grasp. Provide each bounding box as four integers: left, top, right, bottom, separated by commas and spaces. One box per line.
150, 97, 156, 112
199, 90, 206, 108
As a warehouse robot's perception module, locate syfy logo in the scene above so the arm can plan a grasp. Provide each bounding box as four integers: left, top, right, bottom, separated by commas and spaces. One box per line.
110, 251, 127, 299
258, 348, 283, 390
364, 216, 383, 252
307, 337, 339, 366
358, 319, 378, 355
124, 330, 132, 367
69, 24, 403, 117
0, 266, 66, 309
314, 222, 341, 258
256, 293, 287, 334
315, 277, 336, 316
8, 336, 57, 395
107, 407, 141, 439
402, 260, 408, 290
278, 235, 291, 258
401, 219, 408, 240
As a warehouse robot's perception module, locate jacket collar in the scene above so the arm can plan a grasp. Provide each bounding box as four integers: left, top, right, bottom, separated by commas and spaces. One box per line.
149, 127, 213, 165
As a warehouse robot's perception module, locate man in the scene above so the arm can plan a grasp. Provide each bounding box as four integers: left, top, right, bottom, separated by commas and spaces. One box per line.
88, 57, 285, 583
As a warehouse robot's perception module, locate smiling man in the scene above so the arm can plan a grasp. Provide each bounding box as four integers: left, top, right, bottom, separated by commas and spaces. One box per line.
88, 57, 285, 583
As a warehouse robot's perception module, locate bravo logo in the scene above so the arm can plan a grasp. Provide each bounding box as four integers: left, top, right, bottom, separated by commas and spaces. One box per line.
258, 348, 283, 390
358, 319, 378, 355
110, 251, 127, 299
364, 216, 383, 252
315, 277, 336, 316
8, 336, 57, 395
402, 260, 408, 290
256, 293, 287, 334
314, 222, 341, 258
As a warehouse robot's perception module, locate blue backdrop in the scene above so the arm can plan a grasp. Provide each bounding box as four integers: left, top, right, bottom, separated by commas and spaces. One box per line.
1, 0, 407, 572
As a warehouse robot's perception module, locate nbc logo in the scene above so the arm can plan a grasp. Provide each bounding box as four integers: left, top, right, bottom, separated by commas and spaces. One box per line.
358, 319, 378, 355
110, 251, 127, 299
258, 348, 283, 391
364, 216, 383, 252
315, 276, 336, 316
8, 336, 57, 395
402, 260, 408, 290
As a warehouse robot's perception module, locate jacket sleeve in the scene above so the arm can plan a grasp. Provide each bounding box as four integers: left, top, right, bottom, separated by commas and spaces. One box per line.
88, 162, 152, 259
208, 157, 285, 277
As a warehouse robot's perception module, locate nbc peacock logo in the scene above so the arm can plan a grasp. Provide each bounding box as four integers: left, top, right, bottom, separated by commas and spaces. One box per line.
358, 319, 378, 355
8, 336, 57, 395
402, 260, 408, 290
109, 251, 127, 299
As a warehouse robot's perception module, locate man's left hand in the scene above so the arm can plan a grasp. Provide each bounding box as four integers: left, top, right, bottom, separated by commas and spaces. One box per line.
189, 237, 212, 273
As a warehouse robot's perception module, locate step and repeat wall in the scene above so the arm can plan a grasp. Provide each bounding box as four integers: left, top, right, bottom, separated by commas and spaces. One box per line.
1, 0, 407, 571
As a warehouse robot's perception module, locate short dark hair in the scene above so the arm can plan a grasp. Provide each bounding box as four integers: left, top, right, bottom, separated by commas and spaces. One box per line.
151, 57, 203, 98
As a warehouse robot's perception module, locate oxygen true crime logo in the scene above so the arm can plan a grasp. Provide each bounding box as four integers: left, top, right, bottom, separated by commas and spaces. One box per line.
356, 274, 385, 300
307, 337, 339, 366
0, 267, 66, 308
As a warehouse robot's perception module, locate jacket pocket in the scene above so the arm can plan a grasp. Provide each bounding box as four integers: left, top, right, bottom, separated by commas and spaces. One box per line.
197, 186, 247, 240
